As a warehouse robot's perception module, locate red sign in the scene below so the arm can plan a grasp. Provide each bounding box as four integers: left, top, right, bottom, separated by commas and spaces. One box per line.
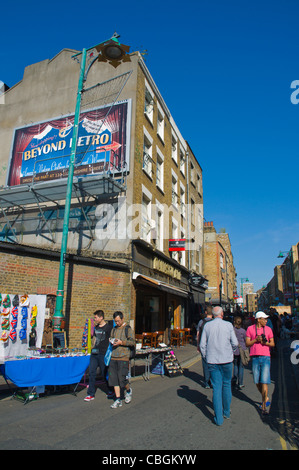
169, 239, 185, 252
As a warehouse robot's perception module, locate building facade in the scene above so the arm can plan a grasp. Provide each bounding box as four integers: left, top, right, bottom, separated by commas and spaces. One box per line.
202, 221, 236, 311
0, 44, 205, 346
257, 242, 299, 315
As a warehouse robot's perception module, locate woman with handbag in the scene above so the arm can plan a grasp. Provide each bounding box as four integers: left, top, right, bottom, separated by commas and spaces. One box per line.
232, 316, 248, 389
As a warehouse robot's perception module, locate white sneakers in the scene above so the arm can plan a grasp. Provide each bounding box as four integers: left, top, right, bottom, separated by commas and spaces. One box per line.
110, 388, 132, 408
110, 398, 122, 408
124, 388, 132, 404
85, 388, 132, 408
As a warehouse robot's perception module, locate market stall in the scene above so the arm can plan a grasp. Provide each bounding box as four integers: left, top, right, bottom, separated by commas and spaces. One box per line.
0, 293, 90, 402
1, 354, 90, 387
131, 345, 183, 380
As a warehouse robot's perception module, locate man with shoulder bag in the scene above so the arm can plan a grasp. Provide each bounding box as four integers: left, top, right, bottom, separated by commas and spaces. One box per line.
108, 311, 135, 409
84, 310, 114, 402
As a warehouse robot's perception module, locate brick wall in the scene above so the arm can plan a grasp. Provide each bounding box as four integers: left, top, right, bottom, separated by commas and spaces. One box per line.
0, 247, 131, 348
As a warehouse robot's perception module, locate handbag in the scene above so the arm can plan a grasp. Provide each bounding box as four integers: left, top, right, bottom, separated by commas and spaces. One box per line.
239, 345, 250, 366
104, 342, 113, 366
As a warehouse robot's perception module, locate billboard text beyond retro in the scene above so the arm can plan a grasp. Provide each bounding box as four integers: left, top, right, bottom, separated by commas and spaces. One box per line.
7, 100, 131, 186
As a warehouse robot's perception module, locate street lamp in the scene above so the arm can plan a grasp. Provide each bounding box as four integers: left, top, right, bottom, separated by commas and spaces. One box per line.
277, 248, 296, 315
53, 33, 131, 331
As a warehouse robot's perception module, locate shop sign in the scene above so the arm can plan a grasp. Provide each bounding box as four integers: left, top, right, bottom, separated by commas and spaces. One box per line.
169, 239, 185, 252
189, 273, 207, 288
7, 100, 131, 186
153, 257, 181, 280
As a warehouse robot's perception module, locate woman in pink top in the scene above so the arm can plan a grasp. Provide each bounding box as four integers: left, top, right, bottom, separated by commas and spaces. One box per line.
246, 311, 275, 414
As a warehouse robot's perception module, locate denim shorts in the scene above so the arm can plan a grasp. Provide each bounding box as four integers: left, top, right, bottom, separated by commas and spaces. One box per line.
251, 356, 271, 384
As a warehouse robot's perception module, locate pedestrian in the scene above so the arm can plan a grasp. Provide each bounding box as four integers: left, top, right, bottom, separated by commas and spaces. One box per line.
200, 306, 238, 426
232, 316, 247, 389
108, 311, 135, 409
268, 308, 281, 354
245, 311, 275, 414
84, 310, 114, 402
197, 304, 213, 388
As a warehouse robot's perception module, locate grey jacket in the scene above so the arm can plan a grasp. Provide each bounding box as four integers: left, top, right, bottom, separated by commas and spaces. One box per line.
110, 323, 135, 361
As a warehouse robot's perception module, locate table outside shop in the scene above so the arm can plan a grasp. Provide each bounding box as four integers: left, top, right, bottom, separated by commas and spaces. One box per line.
131, 347, 170, 381
0, 354, 90, 402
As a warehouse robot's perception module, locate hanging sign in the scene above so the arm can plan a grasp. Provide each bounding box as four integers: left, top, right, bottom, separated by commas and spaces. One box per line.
169, 239, 185, 252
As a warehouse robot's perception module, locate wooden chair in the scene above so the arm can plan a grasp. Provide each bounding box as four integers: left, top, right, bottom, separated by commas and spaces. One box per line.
183, 328, 193, 344
154, 331, 164, 346
170, 329, 180, 348
142, 332, 154, 348
179, 329, 186, 346
135, 334, 143, 344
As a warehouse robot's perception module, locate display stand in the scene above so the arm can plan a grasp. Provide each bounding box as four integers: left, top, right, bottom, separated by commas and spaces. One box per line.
163, 350, 183, 377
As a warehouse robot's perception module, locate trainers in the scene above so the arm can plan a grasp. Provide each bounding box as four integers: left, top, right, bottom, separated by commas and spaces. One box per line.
124, 388, 132, 404
84, 395, 95, 402
110, 398, 122, 409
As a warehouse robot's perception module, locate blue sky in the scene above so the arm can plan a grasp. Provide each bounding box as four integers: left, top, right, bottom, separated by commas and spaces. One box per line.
1, 0, 299, 293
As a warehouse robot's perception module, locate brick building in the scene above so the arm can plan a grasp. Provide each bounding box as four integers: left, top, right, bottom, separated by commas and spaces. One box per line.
0, 42, 205, 347
203, 221, 236, 311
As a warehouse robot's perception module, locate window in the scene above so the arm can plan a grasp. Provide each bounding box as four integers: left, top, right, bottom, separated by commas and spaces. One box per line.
190, 162, 196, 186
141, 192, 152, 243
191, 198, 195, 225
171, 171, 178, 207
157, 105, 164, 142
180, 184, 186, 218
143, 128, 153, 178
197, 173, 201, 194
180, 149, 186, 175
156, 149, 164, 191
220, 253, 224, 269
144, 82, 154, 124
171, 218, 178, 261
171, 134, 178, 164
155, 201, 164, 252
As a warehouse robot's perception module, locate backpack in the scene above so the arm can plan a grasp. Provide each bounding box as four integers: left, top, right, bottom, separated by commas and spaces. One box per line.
198, 317, 211, 343
125, 325, 136, 359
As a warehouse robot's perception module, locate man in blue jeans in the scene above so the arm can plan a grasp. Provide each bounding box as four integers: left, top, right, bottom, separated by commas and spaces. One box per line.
200, 306, 238, 425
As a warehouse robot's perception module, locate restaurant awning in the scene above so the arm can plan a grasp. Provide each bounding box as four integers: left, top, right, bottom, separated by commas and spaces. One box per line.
132, 272, 190, 298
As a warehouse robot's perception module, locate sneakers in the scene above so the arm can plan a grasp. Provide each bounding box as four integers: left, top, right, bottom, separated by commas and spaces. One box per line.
124, 388, 132, 404
110, 398, 122, 408
84, 395, 95, 402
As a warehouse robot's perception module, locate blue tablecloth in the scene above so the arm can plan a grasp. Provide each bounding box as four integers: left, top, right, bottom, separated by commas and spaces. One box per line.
0, 355, 90, 387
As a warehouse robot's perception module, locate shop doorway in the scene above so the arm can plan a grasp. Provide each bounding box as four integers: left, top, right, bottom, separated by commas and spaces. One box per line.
135, 290, 164, 333
169, 299, 183, 329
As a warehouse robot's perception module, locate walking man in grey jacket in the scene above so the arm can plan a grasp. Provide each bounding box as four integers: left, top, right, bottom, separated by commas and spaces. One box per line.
200, 306, 238, 426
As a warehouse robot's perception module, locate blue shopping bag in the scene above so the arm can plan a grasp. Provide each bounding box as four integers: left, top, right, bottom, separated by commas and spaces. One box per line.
104, 343, 113, 366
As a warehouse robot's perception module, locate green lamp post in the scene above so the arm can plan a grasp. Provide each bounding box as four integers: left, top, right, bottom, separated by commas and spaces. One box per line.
53, 34, 130, 331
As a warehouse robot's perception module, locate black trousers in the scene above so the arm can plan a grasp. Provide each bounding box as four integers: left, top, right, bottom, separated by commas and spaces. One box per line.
88, 353, 113, 396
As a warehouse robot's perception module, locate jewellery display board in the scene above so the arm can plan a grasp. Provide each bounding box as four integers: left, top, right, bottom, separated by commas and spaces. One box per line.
0, 294, 46, 363
163, 349, 184, 377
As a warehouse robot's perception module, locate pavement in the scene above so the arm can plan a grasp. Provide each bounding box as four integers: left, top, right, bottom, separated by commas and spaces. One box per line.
0, 342, 201, 396
2, 339, 298, 396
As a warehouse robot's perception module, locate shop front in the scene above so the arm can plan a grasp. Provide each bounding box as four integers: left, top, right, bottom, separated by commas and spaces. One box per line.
132, 240, 191, 344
